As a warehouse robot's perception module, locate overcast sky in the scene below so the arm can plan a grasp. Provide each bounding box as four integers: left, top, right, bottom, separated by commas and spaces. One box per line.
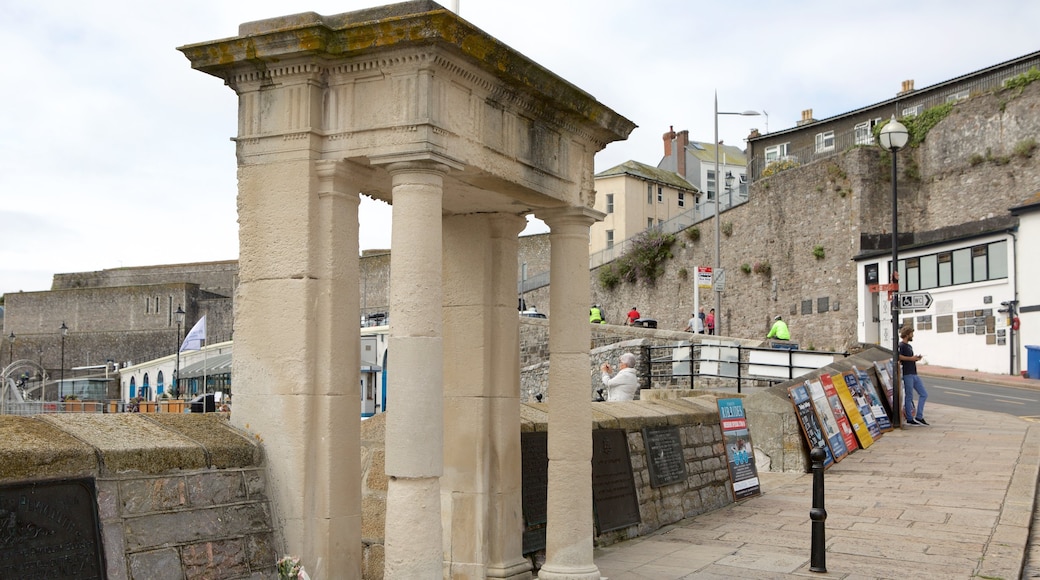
2, 0, 1038, 296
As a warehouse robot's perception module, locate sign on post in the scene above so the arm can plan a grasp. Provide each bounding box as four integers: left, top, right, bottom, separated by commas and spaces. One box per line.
713, 268, 726, 293
696, 266, 713, 289
897, 292, 933, 310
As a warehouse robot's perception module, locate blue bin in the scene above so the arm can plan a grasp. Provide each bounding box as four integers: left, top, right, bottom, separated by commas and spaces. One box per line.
1027, 345, 1040, 380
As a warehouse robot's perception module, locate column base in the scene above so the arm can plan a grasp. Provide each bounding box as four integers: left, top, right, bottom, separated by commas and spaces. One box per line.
535, 564, 601, 580
487, 557, 534, 580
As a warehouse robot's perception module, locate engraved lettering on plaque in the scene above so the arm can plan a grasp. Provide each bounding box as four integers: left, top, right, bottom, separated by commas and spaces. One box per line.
642, 426, 688, 488
592, 429, 640, 534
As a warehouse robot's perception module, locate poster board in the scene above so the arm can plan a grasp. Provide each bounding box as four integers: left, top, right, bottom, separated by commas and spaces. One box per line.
788, 382, 834, 469
805, 378, 849, 461
828, 373, 875, 449
717, 398, 762, 500
873, 360, 896, 413
843, 371, 882, 440
854, 367, 892, 432
819, 373, 859, 453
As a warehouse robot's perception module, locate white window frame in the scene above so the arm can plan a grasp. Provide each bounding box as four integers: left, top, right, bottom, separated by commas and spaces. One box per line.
815, 131, 835, 153
606, 193, 614, 214
678, 191, 685, 207
854, 121, 872, 145
902, 104, 922, 117
946, 90, 969, 103
765, 143, 789, 163
657, 186, 663, 203
606, 230, 614, 249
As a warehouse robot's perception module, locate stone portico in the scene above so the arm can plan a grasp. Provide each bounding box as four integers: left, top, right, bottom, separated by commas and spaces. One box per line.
179, 2, 634, 579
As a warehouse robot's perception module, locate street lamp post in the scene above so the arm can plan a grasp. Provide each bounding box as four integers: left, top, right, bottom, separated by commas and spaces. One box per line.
879, 116, 909, 428
714, 93, 760, 336
175, 306, 185, 397
59, 322, 68, 395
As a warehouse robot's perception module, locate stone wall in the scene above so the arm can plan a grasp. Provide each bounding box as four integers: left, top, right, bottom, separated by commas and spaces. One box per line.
589, 80, 1040, 351
51, 261, 239, 298
0, 413, 275, 580
358, 396, 735, 578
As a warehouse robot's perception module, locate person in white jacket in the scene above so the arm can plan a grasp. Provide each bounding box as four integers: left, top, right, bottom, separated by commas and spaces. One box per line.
600, 352, 639, 401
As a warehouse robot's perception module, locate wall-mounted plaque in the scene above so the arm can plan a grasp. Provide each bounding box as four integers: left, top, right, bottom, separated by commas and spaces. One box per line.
642, 426, 687, 488
0, 478, 106, 579
592, 429, 640, 534
520, 431, 548, 554
817, 297, 830, 313
937, 315, 954, 333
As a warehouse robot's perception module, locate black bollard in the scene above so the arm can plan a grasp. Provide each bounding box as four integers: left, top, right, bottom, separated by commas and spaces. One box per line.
809, 445, 827, 572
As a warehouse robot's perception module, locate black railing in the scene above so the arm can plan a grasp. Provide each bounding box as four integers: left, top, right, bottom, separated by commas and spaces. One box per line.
642, 342, 848, 393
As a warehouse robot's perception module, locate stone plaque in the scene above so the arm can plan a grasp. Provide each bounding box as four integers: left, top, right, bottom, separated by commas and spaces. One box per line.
0, 478, 105, 579
592, 429, 640, 534
642, 426, 688, 488
520, 431, 548, 554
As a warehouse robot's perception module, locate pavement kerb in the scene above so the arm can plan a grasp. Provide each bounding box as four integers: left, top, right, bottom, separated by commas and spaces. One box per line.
976, 422, 1040, 580
917, 365, 1040, 391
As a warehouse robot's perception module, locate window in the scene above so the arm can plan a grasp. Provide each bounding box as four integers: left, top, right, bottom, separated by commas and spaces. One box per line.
895, 240, 1008, 291
815, 131, 835, 153
946, 90, 969, 103
854, 122, 871, 145
678, 191, 685, 207
902, 104, 922, 117
657, 186, 663, 203
658, 219, 663, 226
647, 218, 653, 228
647, 184, 653, 204
606, 230, 614, 249
764, 143, 789, 163
606, 193, 614, 214
739, 174, 747, 184
706, 170, 716, 200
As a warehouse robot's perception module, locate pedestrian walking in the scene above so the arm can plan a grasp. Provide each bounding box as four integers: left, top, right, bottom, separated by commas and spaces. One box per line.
684, 312, 704, 333
706, 308, 716, 335
899, 326, 929, 425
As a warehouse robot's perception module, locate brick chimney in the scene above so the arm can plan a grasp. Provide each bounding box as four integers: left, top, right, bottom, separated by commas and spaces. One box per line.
676, 129, 689, 178
898, 79, 915, 96
662, 125, 676, 157
796, 108, 816, 127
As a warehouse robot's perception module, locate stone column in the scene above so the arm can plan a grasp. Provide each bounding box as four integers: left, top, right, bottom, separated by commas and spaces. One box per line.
231, 158, 362, 579
382, 161, 448, 579
442, 212, 532, 579
534, 207, 602, 580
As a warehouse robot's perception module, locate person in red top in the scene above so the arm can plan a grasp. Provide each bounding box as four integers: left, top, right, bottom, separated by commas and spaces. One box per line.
627, 306, 641, 325
706, 308, 716, 335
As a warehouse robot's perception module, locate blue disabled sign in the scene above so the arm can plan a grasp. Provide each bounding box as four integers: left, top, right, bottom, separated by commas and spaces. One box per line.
897, 292, 933, 310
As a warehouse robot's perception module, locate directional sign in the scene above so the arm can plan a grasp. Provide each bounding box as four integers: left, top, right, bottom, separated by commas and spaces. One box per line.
897, 292, 933, 310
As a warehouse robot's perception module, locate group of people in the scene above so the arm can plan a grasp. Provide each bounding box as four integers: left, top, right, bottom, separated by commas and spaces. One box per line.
683, 307, 715, 334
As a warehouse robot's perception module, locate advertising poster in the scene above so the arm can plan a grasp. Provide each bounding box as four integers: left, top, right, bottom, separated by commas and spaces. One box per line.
788, 382, 834, 468
818, 373, 859, 453
805, 377, 849, 461
855, 367, 893, 432
717, 398, 762, 500
828, 373, 875, 449
843, 371, 882, 440
873, 360, 896, 412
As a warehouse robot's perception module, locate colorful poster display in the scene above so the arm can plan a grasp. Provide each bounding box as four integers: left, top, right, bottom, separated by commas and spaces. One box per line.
854, 367, 893, 432
788, 383, 834, 469
843, 371, 882, 440
819, 373, 859, 453
829, 373, 875, 449
717, 398, 761, 500
805, 378, 849, 461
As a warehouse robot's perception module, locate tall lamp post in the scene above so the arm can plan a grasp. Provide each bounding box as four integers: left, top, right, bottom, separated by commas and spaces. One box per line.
7, 332, 14, 366
59, 322, 68, 395
879, 116, 909, 428
714, 93, 760, 336
175, 306, 185, 397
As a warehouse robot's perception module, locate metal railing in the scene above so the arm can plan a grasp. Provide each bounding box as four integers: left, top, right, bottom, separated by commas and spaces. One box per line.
749, 56, 1040, 181
642, 341, 847, 393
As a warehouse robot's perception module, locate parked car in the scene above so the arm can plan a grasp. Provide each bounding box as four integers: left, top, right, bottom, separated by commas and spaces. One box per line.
520, 309, 547, 319
189, 393, 218, 413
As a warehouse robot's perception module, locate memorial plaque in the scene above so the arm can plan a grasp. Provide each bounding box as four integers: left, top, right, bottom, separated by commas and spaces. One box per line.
592, 429, 640, 533
0, 478, 106, 579
520, 432, 548, 554
642, 426, 688, 488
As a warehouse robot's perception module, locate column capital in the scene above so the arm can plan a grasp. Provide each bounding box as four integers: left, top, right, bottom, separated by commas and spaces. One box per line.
370, 152, 464, 176
535, 206, 605, 229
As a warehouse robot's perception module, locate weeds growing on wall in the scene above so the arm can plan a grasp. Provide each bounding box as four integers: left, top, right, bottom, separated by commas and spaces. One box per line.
597, 230, 676, 288
761, 158, 800, 177
812, 245, 825, 260
685, 226, 700, 242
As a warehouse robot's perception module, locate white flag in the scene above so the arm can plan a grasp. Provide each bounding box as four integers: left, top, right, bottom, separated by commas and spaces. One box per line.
180, 315, 207, 352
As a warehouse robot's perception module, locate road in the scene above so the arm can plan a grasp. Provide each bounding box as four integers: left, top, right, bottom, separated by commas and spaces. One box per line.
922, 375, 1040, 419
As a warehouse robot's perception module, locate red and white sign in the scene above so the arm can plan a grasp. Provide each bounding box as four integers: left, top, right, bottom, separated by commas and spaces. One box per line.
697, 266, 713, 289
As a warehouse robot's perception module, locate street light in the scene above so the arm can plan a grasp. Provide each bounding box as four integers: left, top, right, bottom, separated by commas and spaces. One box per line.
59, 321, 68, 395
714, 92, 760, 337
7, 332, 14, 366
175, 306, 185, 397
878, 115, 909, 428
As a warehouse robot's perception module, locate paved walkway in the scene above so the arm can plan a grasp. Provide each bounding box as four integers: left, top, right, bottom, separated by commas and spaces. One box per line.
584, 371, 1040, 579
